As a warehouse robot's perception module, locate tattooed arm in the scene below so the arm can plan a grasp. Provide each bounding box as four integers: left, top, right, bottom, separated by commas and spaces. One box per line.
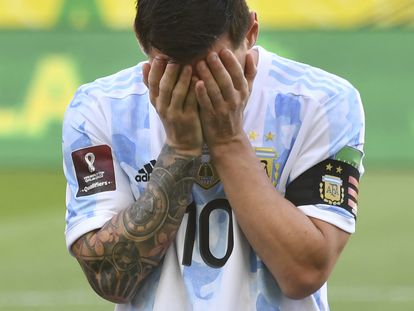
71, 145, 198, 303
71, 59, 203, 303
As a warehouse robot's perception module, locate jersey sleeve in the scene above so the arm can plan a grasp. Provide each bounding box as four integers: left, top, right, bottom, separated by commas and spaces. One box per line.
62, 87, 134, 252
285, 86, 365, 234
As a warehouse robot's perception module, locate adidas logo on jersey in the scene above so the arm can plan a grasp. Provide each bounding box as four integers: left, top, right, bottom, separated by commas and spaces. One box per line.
135, 160, 156, 182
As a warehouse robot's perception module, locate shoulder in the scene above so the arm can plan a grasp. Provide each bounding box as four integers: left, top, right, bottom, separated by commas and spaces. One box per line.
255, 46, 359, 106
64, 62, 149, 121
255, 46, 364, 138
63, 62, 150, 138
76, 62, 148, 101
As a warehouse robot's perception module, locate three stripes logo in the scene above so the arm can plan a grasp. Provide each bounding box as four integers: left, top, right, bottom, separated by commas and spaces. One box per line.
135, 160, 156, 183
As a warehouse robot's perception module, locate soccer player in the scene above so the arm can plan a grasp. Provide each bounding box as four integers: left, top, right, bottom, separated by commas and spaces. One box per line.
62, 0, 365, 310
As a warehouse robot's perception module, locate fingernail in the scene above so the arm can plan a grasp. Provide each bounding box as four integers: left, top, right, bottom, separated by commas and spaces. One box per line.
197, 61, 206, 70
184, 65, 192, 74
222, 49, 231, 56
208, 52, 218, 62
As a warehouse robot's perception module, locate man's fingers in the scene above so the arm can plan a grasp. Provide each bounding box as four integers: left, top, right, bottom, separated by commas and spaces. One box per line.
170, 65, 192, 111
158, 62, 181, 112
184, 76, 199, 112
195, 80, 214, 114
219, 49, 248, 92
196, 60, 223, 106
244, 51, 257, 93
148, 58, 167, 102
205, 52, 234, 100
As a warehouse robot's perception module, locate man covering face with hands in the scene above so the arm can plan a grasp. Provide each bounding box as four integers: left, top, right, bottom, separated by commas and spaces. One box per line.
62, 1, 365, 310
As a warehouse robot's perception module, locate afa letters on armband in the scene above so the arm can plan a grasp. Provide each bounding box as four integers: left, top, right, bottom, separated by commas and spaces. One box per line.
71, 145, 116, 197
285, 147, 362, 219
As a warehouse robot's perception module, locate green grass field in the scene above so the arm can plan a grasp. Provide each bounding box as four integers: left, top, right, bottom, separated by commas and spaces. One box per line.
0, 170, 413, 310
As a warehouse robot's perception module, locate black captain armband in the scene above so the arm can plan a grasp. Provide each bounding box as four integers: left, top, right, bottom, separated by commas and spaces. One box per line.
285, 159, 360, 219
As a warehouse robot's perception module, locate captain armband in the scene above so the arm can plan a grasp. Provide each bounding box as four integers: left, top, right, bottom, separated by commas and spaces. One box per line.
285, 158, 360, 219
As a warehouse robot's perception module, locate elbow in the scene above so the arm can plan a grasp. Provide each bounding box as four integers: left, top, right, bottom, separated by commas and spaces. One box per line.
279, 269, 328, 300
98, 293, 133, 305
88, 279, 136, 304
97, 294, 130, 304
281, 283, 323, 301
78, 262, 139, 304
71, 234, 140, 304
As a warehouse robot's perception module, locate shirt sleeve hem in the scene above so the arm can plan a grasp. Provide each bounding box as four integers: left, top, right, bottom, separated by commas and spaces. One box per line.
297, 204, 355, 234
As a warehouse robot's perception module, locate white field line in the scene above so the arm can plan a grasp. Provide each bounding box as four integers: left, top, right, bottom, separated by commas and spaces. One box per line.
0, 286, 414, 308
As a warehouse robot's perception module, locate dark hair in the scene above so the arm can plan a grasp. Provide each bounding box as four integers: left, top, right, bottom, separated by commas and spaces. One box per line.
134, 0, 250, 63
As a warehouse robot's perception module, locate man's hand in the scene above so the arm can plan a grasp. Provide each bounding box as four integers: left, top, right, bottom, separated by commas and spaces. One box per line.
194, 49, 256, 150
143, 59, 203, 157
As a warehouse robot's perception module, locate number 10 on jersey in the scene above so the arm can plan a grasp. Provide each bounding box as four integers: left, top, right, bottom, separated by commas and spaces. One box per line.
182, 199, 234, 268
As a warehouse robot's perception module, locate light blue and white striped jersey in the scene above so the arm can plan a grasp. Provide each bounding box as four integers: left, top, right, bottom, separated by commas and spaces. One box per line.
62, 46, 365, 311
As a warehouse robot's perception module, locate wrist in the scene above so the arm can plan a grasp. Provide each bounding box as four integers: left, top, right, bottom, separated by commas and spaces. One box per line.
165, 142, 202, 158
157, 144, 201, 178
208, 134, 253, 163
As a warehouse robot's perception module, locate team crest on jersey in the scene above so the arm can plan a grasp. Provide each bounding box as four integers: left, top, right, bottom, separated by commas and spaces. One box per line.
319, 174, 344, 205
255, 147, 279, 186
195, 144, 220, 189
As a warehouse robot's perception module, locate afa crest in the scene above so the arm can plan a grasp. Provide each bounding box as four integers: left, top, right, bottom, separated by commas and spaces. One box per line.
195, 144, 220, 189
319, 174, 344, 205
255, 147, 279, 186
285, 158, 360, 220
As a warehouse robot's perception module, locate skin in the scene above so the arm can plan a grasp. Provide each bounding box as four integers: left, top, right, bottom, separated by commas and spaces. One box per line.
71, 52, 203, 303
72, 11, 350, 303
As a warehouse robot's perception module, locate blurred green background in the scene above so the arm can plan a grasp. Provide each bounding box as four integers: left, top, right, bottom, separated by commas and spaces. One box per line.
0, 0, 413, 310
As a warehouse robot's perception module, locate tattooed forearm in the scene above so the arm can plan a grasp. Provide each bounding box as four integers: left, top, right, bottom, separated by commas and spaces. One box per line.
72, 145, 199, 303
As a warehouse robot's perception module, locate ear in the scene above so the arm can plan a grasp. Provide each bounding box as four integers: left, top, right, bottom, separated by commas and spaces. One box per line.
245, 11, 259, 49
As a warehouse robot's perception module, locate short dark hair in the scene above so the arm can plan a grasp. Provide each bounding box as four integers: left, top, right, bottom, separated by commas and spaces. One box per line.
134, 0, 250, 63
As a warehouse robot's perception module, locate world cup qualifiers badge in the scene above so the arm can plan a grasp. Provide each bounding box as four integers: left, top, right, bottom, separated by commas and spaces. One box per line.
71, 145, 116, 197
